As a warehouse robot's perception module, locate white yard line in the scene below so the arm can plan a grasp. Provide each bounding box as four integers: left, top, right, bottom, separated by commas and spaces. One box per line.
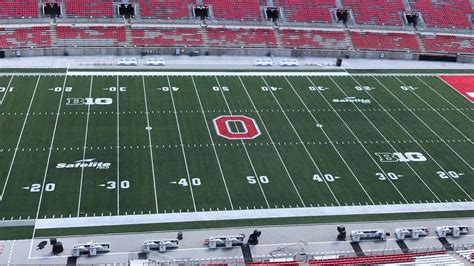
260, 76, 341, 206
76, 76, 94, 216
191, 76, 234, 210
141, 76, 159, 213
116, 76, 120, 215
397, 77, 473, 144
167, 76, 197, 212
7, 240, 15, 265
28, 67, 69, 259
422, 76, 473, 122
0, 77, 41, 201
214, 76, 270, 208
0, 76, 14, 105
320, 76, 409, 203
34, 201, 474, 229
343, 75, 442, 202
373, 76, 473, 200
237, 76, 306, 207
284, 76, 375, 204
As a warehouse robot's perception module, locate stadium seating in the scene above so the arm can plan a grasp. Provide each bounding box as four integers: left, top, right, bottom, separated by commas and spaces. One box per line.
280, 29, 348, 49
138, 0, 192, 19
410, 0, 472, 29
131, 27, 203, 46
202, 0, 264, 21
422, 34, 474, 53
57, 25, 126, 46
207, 27, 277, 48
0, 0, 39, 18
65, 0, 115, 17
342, 0, 406, 26
351, 31, 420, 51
247, 262, 298, 266
309, 250, 447, 265
0, 26, 51, 48
273, 0, 336, 23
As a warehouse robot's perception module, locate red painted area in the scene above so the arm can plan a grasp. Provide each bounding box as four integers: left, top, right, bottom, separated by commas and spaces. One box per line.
213, 115, 261, 139
439, 75, 474, 103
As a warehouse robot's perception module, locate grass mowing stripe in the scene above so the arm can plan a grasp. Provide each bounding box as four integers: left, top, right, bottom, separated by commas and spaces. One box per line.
284, 76, 375, 204
191, 76, 234, 210
322, 76, 409, 203
0, 77, 40, 201
167, 76, 197, 212
237, 76, 306, 207
215, 76, 271, 208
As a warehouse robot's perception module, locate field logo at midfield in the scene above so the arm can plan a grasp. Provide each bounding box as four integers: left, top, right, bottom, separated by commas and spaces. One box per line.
56, 159, 111, 169
375, 152, 427, 163
66, 98, 113, 105
213, 115, 261, 140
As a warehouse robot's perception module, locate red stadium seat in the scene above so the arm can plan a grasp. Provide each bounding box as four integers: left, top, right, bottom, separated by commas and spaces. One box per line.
351, 31, 420, 51
131, 27, 203, 46
207, 27, 277, 48
273, 0, 336, 23
138, 0, 193, 19
280, 29, 348, 49
342, 0, 406, 26
422, 33, 474, 53
202, 0, 265, 21
0, 26, 51, 48
0, 0, 39, 18
65, 0, 114, 17
57, 25, 126, 46
410, 0, 472, 29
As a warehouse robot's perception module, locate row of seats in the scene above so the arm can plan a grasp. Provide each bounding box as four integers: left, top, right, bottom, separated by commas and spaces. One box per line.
0, 26, 51, 48
1, 25, 473, 54
0, 0, 472, 29
309, 250, 447, 265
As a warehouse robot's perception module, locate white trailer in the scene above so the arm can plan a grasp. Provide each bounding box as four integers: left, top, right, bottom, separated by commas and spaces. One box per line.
436, 226, 470, 238
142, 239, 179, 252
204, 234, 245, 249
395, 227, 429, 240
71, 242, 111, 257
350, 229, 388, 242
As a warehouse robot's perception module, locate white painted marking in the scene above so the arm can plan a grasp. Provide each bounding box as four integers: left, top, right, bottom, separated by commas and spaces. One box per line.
0, 76, 14, 105
116, 76, 120, 215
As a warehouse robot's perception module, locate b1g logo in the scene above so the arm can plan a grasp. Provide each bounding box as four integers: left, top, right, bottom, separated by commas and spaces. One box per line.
66, 98, 113, 105
213, 115, 261, 140
375, 152, 427, 163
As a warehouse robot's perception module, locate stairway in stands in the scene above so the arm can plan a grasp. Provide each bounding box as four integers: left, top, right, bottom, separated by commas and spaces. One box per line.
199, 25, 210, 48
125, 18, 133, 46
414, 31, 426, 53
49, 19, 57, 46
344, 28, 354, 49
273, 26, 283, 49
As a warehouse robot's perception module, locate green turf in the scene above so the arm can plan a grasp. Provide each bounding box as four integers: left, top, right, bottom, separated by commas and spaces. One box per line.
0, 73, 472, 222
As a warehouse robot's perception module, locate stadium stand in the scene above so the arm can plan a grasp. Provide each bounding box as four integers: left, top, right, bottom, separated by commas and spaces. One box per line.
456, 250, 474, 263
421, 33, 474, 53
64, 0, 115, 17
342, 0, 406, 26
0, 0, 39, 18
57, 25, 126, 46
409, 0, 472, 29
131, 27, 203, 46
272, 0, 336, 23
138, 0, 192, 19
351, 31, 420, 51
279, 29, 348, 49
202, 0, 264, 21
0, 26, 51, 48
308, 250, 449, 265
207, 27, 277, 47
247, 262, 298, 266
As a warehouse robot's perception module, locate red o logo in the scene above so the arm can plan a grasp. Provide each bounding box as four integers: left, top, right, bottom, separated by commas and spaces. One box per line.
213, 115, 261, 140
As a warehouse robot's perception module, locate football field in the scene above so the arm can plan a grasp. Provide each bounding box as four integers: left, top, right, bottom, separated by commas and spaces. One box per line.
0, 71, 472, 221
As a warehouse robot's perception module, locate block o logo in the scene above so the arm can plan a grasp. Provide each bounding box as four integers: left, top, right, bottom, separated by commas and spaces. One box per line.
213, 115, 261, 140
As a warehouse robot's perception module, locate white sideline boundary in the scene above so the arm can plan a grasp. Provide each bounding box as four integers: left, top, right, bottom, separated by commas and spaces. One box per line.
34, 202, 474, 229
66, 71, 351, 76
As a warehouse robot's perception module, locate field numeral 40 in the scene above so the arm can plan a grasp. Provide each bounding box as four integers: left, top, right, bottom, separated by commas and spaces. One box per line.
247, 176, 269, 184
0, 87, 13, 93
178, 178, 201, 187
313, 174, 339, 182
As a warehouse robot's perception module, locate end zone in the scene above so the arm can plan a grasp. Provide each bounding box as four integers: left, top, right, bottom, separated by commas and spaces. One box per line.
439, 75, 474, 103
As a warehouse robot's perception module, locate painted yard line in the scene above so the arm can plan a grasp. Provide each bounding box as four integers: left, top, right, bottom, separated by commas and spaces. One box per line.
0, 77, 41, 201
390, 77, 473, 170
374, 76, 473, 200
167, 76, 197, 212
321, 76, 409, 203
214, 76, 270, 208
284, 76, 374, 204
191, 76, 234, 210
236, 76, 306, 207
116, 76, 120, 215
29, 71, 69, 259
344, 75, 441, 201
76, 76, 94, 216
421, 76, 473, 123
396, 77, 473, 143
141, 76, 159, 213
260, 76, 340, 206
0, 76, 14, 105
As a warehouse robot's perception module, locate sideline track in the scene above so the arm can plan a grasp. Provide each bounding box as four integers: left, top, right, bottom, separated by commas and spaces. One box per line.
35, 202, 474, 229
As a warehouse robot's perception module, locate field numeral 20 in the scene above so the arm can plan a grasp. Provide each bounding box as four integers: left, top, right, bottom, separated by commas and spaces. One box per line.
30, 183, 55, 192
0, 87, 14, 93
247, 176, 269, 184
106, 180, 130, 189
437, 171, 463, 179
178, 178, 201, 187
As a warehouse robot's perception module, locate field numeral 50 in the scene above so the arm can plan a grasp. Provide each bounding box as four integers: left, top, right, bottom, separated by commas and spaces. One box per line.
247, 176, 269, 184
